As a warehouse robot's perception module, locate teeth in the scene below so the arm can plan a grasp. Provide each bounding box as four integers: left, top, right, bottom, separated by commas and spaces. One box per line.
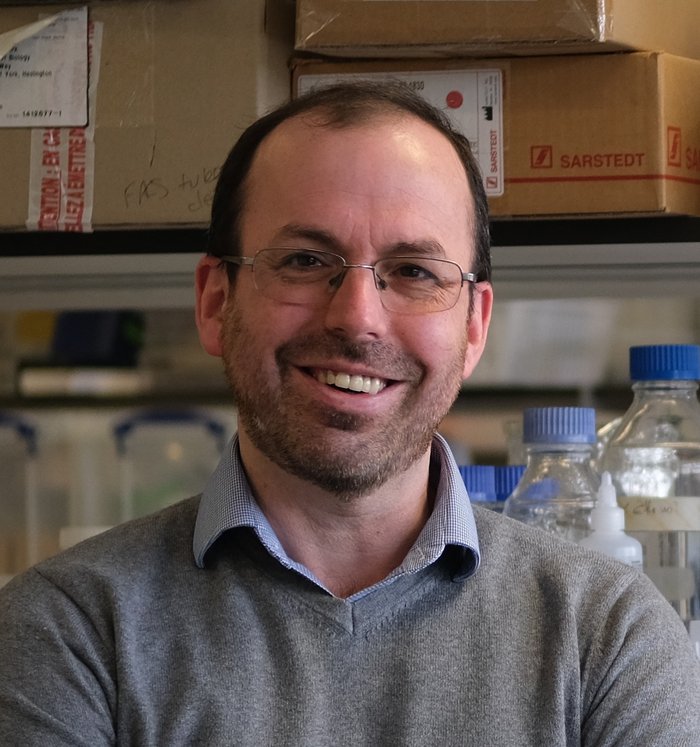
314, 370, 386, 394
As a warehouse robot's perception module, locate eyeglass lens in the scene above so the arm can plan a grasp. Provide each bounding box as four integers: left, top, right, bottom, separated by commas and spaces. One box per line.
251, 249, 465, 313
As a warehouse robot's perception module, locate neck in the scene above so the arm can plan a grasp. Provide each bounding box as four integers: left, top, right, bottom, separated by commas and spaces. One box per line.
237, 430, 434, 598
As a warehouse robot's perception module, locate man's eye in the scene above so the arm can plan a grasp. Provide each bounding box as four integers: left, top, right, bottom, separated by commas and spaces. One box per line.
279, 252, 329, 270
392, 263, 437, 282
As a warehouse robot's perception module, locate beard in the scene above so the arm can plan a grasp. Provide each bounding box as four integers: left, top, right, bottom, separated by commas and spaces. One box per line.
221, 303, 467, 500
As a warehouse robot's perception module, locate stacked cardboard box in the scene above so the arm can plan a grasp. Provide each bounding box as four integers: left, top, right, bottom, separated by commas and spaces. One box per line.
295, 0, 700, 59
0, 0, 295, 230
293, 0, 700, 218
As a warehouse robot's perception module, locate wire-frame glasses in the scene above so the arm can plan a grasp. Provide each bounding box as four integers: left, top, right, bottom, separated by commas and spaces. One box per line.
219, 248, 478, 315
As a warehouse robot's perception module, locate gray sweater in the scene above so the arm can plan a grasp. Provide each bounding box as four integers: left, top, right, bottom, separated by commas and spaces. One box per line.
0, 497, 699, 746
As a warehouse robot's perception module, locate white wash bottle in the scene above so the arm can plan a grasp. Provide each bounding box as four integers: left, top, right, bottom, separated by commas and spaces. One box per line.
578, 471, 643, 569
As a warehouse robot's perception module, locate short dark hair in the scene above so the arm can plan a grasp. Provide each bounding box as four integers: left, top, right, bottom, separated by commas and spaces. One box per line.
207, 80, 491, 283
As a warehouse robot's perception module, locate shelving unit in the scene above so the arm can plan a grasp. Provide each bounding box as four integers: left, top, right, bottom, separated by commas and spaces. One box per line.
2, 216, 700, 309
491, 216, 700, 300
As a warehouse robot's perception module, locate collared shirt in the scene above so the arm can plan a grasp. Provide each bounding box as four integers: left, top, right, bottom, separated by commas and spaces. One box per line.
193, 432, 480, 600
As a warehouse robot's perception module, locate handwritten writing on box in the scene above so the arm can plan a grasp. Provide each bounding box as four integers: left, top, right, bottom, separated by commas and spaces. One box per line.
620, 496, 700, 532
123, 166, 222, 214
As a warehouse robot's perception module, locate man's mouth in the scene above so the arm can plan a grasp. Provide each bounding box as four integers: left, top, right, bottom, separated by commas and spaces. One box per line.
313, 369, 387, 395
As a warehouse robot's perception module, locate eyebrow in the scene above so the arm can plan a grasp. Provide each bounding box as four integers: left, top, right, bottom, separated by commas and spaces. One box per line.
272, 224, 448, 259
273, 224, 344, 253
390, 240, 448, 259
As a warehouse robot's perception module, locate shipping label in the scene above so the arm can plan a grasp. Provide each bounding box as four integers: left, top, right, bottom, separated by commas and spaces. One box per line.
297, 69, 504, 197
0, 7, 88, 128
26, 19, 101, 232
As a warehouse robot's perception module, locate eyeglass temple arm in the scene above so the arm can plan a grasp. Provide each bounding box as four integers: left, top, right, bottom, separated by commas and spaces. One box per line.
219, 255, 254, 267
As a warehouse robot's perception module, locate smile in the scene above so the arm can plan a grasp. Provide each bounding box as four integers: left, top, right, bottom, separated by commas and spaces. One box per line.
313, 369, 387, 395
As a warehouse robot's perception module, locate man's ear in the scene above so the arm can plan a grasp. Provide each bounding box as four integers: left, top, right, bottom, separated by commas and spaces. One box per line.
195, 255, 230, 357
463, 282, 493, 380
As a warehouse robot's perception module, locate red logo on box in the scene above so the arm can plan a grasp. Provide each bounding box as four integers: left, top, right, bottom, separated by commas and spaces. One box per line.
486, 176, 498, 189
531, 145, 553, 169
667, 127, 682, 167
446, 90, 464, 109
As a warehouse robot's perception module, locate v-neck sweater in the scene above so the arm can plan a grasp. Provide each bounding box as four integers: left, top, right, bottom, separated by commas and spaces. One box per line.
1, 444, 699, 745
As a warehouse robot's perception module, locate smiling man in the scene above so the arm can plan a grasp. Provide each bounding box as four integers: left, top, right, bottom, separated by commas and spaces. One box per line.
194, 94, 491, 598
1, 82, 699, 746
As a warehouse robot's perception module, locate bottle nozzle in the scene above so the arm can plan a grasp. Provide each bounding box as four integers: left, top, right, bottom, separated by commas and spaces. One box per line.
597, 471, 617, 507
590, 471, 625, 532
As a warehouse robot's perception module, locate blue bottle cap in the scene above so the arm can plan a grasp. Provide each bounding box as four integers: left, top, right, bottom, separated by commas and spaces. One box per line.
459, 464, 497, 502
494, 464, 526, 501
522, 407, 596, 445
629, 344, 700, 381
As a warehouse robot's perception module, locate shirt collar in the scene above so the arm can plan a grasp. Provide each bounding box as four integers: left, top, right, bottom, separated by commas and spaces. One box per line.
193, 433, 480, 589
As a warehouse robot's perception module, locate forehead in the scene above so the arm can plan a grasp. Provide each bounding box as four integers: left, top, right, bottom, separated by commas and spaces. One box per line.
253, 109, 469, 184
241, 111, 475, 261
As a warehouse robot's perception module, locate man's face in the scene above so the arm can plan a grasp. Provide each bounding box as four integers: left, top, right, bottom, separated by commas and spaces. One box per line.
199, 112, 492, 498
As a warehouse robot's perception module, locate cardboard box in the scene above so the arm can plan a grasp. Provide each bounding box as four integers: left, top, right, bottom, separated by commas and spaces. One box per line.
0, 0, 294, 231
295, 0, 700, 60
293, 53, 700, 219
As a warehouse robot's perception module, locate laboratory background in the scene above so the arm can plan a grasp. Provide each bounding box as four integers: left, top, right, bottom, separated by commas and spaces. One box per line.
1, 0, 700, 654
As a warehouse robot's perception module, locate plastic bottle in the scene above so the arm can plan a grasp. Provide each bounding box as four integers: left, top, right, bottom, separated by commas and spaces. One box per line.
578, 471, 643, 568
503, 407, 599, 542
599, 344, 700, 636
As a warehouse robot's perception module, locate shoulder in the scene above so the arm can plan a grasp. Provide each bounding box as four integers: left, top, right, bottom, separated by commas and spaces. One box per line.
470, 505, 687, 637
473, 503, 638, 585
1, 496, 202, 615
53, 494, 199, 567
469, 507, 700, 723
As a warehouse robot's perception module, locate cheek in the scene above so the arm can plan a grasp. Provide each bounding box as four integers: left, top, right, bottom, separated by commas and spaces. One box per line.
223, 294, 315, 365
400, 315, 468, 374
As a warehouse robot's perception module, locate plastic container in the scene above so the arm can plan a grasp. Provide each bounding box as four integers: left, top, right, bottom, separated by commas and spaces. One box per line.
50, 410, 125, 552
113, 408, 229, 521
503, 407, 599, 542
0, 411, 38, 581
599, 344, 700, 633
578, 471, 643, 568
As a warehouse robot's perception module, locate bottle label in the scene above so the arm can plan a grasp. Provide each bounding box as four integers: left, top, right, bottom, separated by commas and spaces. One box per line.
619, 496, 700, 531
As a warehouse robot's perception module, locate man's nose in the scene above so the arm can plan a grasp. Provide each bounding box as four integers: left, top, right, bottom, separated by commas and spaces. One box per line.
323, 265, 389, 340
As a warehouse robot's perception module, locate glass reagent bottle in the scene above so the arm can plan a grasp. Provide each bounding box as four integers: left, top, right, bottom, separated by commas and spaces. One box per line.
504, 407, 599, 542
599, 343, 700, 637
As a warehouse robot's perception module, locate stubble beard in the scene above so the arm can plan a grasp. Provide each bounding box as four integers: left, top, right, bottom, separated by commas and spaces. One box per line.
221, 304, 467, 501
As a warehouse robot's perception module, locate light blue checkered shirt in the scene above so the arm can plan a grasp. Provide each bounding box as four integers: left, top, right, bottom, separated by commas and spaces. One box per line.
193, 433, 480, 600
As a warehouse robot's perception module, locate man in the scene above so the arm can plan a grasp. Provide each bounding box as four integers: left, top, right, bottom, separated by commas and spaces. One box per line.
1, 82, 698, 745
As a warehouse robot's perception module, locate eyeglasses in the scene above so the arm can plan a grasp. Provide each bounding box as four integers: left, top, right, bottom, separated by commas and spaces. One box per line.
219, 248, 479, 315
